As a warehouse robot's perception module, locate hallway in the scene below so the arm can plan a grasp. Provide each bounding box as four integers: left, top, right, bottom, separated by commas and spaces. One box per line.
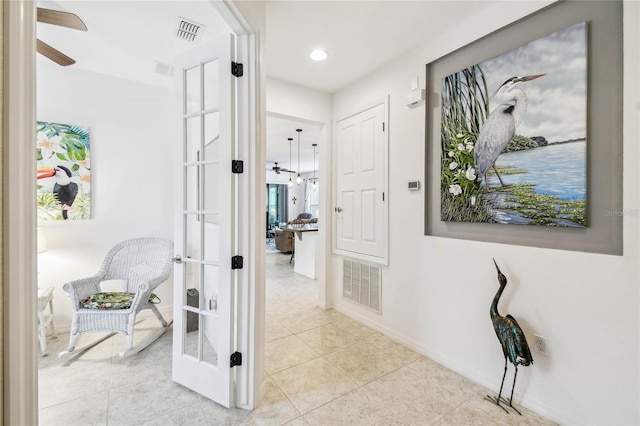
37, 250, 554, 425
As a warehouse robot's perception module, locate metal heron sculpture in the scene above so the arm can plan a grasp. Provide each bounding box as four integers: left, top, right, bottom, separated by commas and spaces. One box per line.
474, 74, 545, 189
485, 259, 533, 415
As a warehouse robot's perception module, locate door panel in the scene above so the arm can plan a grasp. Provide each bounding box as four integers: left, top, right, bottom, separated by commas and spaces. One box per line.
173, 33, 237, 408
335, 102, 387, 262
361, 189, 376, 243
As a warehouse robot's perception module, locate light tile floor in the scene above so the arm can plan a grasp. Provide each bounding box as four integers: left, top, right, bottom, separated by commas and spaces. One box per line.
38, 250, 555, 425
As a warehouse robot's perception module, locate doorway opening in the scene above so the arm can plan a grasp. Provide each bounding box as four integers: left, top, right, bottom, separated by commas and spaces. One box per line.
264, 112, 328, 367
20, 2, 260, 424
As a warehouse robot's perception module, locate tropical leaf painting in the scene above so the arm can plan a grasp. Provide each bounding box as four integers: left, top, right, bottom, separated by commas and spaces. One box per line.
37, 121, 91, 220
440, 22, 587, 227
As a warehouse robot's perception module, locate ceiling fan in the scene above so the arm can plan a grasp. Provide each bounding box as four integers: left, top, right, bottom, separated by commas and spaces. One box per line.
37, 7, 88, 66
268, 162, 295, 175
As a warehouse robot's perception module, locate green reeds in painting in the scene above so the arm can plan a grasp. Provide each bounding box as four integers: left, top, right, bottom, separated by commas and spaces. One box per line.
440, 65, 493, 222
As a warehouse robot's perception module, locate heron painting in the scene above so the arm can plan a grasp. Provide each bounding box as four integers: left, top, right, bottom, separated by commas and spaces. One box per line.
485, 259, 533, 415
37, 121, 91, 220
440, 22, 587, 227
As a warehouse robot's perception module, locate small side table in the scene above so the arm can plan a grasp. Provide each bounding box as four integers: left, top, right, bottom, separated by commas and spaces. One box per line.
38, 287, 58, 356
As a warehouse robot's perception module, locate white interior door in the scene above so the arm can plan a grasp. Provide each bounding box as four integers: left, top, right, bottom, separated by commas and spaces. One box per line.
172, 33, 239, 408
334, 101, 388, 264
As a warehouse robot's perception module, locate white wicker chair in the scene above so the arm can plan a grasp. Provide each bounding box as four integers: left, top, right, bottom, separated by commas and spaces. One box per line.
60, 237, 174, 358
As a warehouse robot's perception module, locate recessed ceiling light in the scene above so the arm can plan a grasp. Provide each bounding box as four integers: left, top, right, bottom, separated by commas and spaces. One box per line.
309, 49, 328, 61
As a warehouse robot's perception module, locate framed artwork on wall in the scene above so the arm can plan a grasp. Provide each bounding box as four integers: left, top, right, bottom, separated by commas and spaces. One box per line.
440, 22, 587, 228
424, 1, 623, 255
37, 121, 91, 220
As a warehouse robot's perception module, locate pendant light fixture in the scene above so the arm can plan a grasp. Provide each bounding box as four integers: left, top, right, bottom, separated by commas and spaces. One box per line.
311, 143, 318, 190
296, 129, 303, 185
287, 137, 294, 188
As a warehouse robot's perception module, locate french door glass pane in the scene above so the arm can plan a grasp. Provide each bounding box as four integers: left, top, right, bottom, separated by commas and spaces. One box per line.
184, 262, 200, 308
185, 214, 201, 260
203, 59, 220, 111
183, 261, 200, 359
186, 116, 201, 163
185, 166, 199, 211
202, 263, 219, 366
203, 219, 220, 263
185, 66, 201, 115
183, 312, 199, 359
203, 112, 220, 161
203, 163, 220, 212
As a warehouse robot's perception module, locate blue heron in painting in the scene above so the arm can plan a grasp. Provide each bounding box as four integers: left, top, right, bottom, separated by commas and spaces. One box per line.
485, 259, 533, 415
474, 74, 545, 189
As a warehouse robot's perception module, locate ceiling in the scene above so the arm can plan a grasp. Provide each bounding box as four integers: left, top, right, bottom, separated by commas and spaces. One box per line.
266, 1, 499, 94
36, 0, 500, 174
266, 115, 322, 181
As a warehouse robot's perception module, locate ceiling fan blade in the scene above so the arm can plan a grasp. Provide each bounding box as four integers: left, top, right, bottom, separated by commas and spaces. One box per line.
37, 39, 76, 66
37, 7, 87, 31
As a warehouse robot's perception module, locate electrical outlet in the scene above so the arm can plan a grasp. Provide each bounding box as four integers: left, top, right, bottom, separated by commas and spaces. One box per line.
533, 334, 548, 356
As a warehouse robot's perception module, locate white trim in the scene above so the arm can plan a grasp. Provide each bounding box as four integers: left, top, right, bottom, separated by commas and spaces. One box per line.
212, 0, 262, 410
210, 0, 253, 36
332, 96, 390, 266
4, 0, 38, 424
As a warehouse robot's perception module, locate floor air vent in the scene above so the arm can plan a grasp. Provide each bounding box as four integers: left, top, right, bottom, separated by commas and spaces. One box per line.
343, 259, 381, 313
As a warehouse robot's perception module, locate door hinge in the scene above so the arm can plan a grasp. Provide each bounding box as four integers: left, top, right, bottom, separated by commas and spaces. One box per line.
382, 122, 385, 132
232, 160, 244, 174
231, 255, 244, 270
382, 192, 385, 202
230, 351, 242, 367
231, 61, 243, 77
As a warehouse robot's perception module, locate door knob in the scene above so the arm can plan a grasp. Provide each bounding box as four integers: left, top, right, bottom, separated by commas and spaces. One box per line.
334, 207, 343, 213
172, 255, 182, 264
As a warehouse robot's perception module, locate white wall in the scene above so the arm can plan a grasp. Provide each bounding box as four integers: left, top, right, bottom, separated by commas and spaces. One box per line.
37, 61, 175, 331
267, 77, 332, 124
331, 2, 639, 425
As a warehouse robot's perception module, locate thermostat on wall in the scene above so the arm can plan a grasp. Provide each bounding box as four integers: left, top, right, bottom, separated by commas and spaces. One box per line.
408, 181, 420, 191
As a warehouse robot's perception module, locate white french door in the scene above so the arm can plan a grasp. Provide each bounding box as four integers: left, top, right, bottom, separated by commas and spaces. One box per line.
172, 33, 240, 408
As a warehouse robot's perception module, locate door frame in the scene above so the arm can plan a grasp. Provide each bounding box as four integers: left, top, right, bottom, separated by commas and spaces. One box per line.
3, 0, 262, 421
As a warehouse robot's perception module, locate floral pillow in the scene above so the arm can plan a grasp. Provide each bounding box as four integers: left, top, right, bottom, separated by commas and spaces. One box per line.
81, 292, 160, 310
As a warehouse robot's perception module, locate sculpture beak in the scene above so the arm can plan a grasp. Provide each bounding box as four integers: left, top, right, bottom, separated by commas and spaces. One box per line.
493, 258, 501, 273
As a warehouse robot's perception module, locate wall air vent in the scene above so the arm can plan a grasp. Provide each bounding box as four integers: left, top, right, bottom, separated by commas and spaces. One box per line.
176, 17, 204, 43
154, 60, 174, 76
343, 259, 381, 313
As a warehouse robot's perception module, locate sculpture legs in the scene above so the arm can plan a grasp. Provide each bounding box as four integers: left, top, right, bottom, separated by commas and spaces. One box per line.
508, 365, 523, 415
485, 359, 524, 415
498, 358, 508, 404
484, 358, 509, 413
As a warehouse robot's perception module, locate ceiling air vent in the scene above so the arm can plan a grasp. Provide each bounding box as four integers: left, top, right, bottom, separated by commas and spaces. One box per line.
176, 17, 204, 43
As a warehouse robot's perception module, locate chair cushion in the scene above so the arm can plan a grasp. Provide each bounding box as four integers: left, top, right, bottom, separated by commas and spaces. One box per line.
81, 292, 160, 310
